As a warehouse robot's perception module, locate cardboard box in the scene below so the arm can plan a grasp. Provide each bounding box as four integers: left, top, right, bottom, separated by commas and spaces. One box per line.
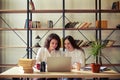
96, 20, 108, 28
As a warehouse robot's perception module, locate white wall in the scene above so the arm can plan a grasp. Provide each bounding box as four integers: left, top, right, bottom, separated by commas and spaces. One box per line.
0, 0, 120, 71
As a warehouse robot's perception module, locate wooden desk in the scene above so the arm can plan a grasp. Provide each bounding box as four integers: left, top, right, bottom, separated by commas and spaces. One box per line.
0, 66, 120, 79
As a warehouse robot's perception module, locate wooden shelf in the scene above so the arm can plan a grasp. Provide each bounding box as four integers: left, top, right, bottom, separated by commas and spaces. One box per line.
0, 64, 17, 68
32, 9, 98, 13
31, 28, 120, 30
32, 10, 63, 13
100, 28, 120, 30
0, 28, 120, 31
31, 28, 98, 30
0, 9, 120, 14
109, 45, 120, 48
0, 9, 63, 13
101, 9, 120, 13
0, 46, 27, 48
0, 46, 41, 49
0, 10, 27, 13
0, 28, 27, 31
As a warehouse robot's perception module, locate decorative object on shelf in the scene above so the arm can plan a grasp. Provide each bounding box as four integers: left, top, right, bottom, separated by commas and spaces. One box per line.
32, 21, 41, 28
65, 22, 80, 28
65, 22, 73, 28
89, 40, 106, 73
29, 0, 35, 10
116, 24, 120, 29
96, 20, 108, 29
34, 35, 41, 47
35, 35, 41, 39
34, 43, 41, 47
47, 20, 53, 28
112, 1, 120, 10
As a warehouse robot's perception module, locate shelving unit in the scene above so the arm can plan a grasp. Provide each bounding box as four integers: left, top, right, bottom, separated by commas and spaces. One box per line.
0, 0, 120, 72
95, 0, 120, 72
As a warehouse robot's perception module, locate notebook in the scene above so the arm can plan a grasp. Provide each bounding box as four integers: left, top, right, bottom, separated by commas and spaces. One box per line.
47, 57, 71, 72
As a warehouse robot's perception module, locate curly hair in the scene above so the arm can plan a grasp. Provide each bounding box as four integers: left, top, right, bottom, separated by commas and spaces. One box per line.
44, 33, 61, 50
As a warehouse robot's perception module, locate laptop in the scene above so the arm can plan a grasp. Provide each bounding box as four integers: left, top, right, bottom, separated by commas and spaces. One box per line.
47, 57, 71, 72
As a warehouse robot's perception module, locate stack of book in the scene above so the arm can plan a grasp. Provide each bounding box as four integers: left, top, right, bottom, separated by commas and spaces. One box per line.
65, 22, 92, 29
75, 22, 92, 29
24, 19, 41, 28
103, 40, 115, 47
75, 40, 91, 47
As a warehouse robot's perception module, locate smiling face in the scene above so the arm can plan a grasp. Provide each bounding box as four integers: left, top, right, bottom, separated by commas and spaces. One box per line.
64, 39, 74, 51
49, 39, 58, 51
44, 33, 61, 51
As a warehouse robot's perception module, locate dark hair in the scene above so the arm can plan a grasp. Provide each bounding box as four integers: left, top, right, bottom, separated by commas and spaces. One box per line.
44, 33, 61, 50
63, 35, 83, 51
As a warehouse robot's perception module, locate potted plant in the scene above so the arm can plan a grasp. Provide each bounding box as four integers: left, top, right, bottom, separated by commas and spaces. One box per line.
89, 40, 106, 73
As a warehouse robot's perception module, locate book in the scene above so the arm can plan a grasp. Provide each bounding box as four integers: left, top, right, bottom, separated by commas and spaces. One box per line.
96, 20, 107, 28
32, 21, 37, 28
71, 22, 78, 28
77, 40, 83, 46
36, 21, 41, 28
74, 22, 82, 28
24, 19, 32, 28
32, 21, 41, 28
116, 1, 119, 10
79, 41, 86, 47
78, 22, 88, 29
82, 22, 92, 29
106, 40, 115, 47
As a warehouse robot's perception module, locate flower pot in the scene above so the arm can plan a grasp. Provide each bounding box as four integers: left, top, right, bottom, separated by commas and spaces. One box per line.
91, 63, 101, 73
